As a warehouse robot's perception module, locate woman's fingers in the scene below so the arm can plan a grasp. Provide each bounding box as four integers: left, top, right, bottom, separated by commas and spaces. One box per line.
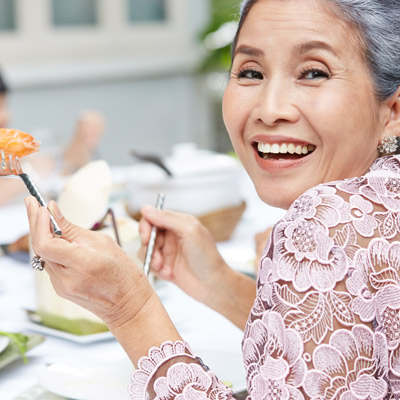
25, 196, 40, 239
27, 200, 88, 268
140, 206, 199, 243
32, 206, 75, 264
47, 200, 90, 243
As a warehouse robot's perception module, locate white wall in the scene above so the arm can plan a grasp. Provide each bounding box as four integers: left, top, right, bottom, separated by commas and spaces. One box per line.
0, 0, 220, 166
8, 69, 217, 166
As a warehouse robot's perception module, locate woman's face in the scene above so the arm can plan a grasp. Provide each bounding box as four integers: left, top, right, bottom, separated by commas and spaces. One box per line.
223, 0, 391, 209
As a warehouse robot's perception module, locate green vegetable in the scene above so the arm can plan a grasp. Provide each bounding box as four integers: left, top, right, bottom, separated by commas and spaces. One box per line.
36, 311, 109, 335
0, 331, 29, 363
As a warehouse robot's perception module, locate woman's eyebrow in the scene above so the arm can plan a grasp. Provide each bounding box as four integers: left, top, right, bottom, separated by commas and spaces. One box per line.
234, 45, 265, 58
294, 40, 338, 57
234, 41, 336, 59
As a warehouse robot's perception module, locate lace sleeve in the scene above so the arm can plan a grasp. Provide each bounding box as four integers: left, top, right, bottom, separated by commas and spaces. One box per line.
129, 340, 234, 399
242, 173, 400, 399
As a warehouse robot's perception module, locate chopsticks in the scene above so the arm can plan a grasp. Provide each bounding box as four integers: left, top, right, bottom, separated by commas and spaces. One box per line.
143, 192, 165, 276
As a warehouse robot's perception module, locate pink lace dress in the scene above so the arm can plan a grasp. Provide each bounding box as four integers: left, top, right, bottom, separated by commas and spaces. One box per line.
130, 155, 400, 399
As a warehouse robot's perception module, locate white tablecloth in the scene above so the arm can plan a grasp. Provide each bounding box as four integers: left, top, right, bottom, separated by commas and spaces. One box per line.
0, 171, 285, 400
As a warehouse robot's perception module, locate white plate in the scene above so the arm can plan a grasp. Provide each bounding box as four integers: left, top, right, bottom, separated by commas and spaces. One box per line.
40, 348, 246, 400
0, 336, 10, 353
195, 348, 247, 394
26, 321, 114, 344
40, 355, 134, 400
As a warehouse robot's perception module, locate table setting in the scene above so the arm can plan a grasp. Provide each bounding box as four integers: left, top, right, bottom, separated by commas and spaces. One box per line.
0, 139, 285, 400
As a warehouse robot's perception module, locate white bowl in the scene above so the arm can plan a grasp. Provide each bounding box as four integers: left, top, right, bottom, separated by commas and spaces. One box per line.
127, 148, 243, 215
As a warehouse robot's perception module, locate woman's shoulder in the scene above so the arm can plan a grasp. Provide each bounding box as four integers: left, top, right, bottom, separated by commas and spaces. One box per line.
260, 155, 400, 293
282, 154, 400, 224
261, 155, 400, 264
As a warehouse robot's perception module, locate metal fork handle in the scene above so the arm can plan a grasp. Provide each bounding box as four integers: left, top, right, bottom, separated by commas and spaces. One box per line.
143, 192, 165, 276
19, 173, 62, 236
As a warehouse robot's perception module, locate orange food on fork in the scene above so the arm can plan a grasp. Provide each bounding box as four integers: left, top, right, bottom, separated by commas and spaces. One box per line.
0, 128, 40, 158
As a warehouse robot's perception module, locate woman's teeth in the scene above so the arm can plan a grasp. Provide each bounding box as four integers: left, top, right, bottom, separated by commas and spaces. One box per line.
257, 142, 315, 156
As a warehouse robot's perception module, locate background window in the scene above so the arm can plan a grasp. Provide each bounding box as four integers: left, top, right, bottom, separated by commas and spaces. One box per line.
0, 0, 16, 31
127, 0, 166, 23
52, 0, 97, 27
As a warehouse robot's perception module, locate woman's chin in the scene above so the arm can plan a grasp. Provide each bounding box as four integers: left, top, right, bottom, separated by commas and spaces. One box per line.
257, 190, 294, 210
255, 181, 309, 210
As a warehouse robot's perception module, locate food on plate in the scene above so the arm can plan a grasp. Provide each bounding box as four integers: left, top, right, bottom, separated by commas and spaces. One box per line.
0, 331, 29, 362
0, 128, 40, 158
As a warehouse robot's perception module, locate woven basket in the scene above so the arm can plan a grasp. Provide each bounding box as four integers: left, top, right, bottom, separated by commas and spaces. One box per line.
197, 201, 246, 242
127, 201, 246, 242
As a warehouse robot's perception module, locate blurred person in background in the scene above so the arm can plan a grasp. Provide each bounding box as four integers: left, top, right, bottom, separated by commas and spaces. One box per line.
0, 110, 106, 257
61, 110, 106, 176
0, 72, 106, 257
0, 70, 106, 207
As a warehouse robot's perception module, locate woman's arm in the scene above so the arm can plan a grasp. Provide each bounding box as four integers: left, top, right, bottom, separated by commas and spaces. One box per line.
26, 197, 237, 399
26, 198, 180, 362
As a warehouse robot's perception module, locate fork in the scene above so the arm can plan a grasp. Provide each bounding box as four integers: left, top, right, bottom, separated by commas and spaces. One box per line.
0, 150, 62, 236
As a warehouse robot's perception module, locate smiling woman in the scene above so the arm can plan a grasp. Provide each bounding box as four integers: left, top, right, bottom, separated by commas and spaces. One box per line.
24, 0, 400, 399
224, 0, 394, 209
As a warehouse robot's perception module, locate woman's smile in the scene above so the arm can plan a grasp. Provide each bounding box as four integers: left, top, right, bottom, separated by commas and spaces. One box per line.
252, 138, 316, 172
256, 142, 316, 157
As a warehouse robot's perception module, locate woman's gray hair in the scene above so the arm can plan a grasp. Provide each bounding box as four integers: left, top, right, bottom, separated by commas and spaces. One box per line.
234, 0, 400, 100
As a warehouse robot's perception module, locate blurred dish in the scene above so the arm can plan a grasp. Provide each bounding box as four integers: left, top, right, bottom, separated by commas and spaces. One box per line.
0, 333, 45, 370
195, 348, 247, 394
26, 317, 113, 344
0, 336, 10, 354
39, 349, 246, 399
39, 356, 134, 400
127, 143, 244, 216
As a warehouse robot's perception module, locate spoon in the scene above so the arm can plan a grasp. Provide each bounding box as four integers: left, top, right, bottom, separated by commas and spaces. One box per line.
130, 150, 173, 177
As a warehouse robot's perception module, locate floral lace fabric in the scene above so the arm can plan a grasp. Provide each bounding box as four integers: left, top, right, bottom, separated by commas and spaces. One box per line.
243, 154, 400, 399
129, 340, 233, 399
131, 155, 400, 399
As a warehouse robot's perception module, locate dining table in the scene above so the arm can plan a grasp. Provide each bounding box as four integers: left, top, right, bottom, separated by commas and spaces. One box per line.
0, 167, 285, 400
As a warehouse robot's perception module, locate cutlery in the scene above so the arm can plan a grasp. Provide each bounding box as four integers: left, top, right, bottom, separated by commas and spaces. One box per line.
143, 193, 165, 276
0, 151, 62, 236
130, 149, 173, 177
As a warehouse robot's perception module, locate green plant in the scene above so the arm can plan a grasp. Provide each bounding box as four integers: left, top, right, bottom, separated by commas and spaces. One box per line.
0, 331, 29, 363
198, 0, 241, 73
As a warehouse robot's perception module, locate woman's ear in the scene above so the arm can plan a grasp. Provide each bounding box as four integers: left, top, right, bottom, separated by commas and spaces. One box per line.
382, 86, 400, 138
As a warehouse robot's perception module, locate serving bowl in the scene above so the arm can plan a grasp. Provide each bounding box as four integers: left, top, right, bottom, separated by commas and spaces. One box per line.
127, 143, 246, 241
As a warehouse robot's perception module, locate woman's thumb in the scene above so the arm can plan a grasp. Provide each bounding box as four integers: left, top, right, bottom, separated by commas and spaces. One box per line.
47, 200, 85, 241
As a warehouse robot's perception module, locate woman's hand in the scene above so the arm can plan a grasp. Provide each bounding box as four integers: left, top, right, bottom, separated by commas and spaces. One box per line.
140, 206, 257, 329
25, 196, 153, 330
139, 206, 229, 305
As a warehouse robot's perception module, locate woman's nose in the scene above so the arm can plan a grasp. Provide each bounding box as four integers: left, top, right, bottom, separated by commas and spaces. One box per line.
253, 78, 300, 126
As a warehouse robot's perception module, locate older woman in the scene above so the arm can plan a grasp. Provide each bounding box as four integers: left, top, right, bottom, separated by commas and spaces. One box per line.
26, 0, 400, 398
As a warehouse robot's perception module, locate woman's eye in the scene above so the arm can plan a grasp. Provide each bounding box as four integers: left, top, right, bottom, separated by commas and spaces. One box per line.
300, 69, 329, 80
237, 69, 263, 80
